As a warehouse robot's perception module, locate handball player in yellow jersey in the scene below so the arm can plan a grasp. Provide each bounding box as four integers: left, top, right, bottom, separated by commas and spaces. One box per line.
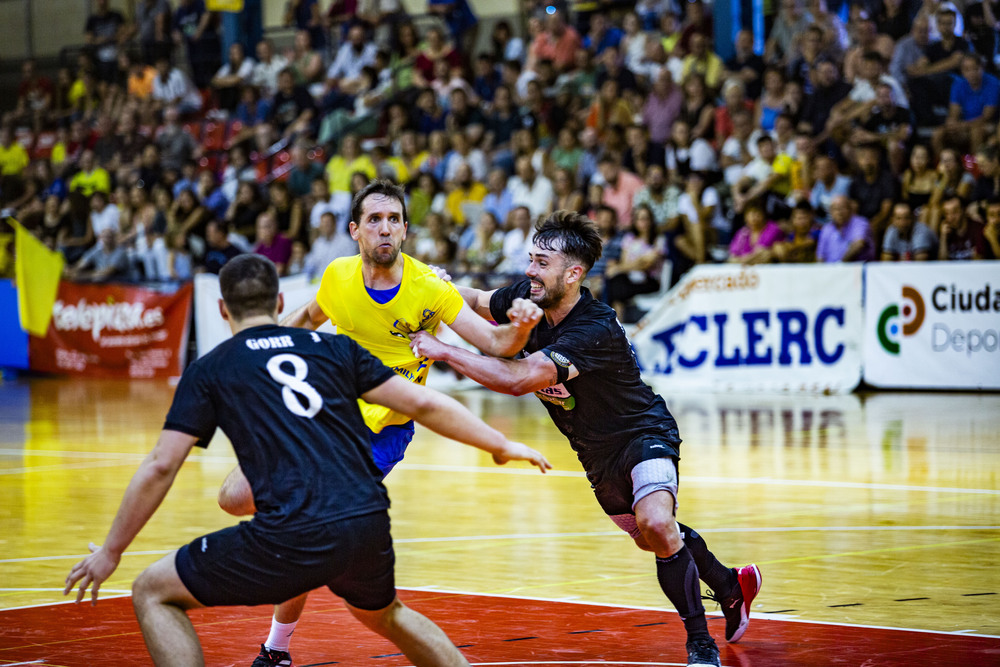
217, 179, 542, 667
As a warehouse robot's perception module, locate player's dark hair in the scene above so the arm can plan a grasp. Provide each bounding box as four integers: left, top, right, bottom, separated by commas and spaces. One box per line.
219, 254, 279, 320
351, 178, 408, 225
533, 210, 603, 274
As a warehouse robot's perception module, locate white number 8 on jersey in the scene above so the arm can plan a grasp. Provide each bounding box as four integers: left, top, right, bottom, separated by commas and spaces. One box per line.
266, 353, 323, 418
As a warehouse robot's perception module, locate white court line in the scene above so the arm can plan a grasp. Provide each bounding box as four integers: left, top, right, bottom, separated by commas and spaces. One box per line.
1, 660, 48, 666
0, 594, 131, 612
396, 463, 1000, 495
403, 587, 1000, 639
0, 588, 129, 594
4, 526, 999, 564
1, 453, 997, 496
0, 448, 234, 464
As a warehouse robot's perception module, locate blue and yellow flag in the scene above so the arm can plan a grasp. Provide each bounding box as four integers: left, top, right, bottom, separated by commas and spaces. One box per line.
12, 219, 63, 337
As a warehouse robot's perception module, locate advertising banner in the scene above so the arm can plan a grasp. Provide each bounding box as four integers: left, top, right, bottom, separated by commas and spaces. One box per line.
28, 282, 192, 378
631, 264, 864, 394
863, 262, 1000, 389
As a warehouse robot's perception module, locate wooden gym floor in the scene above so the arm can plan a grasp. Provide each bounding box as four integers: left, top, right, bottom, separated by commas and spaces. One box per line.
1, 375, 998, 665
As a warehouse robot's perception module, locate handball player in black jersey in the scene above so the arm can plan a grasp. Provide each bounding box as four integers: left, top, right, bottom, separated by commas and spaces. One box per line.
63, 254, 550, 667
410, 211, 762, 667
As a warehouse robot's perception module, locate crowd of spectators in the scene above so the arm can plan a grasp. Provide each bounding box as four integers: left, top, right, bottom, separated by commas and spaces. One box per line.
1, 0, 999, 321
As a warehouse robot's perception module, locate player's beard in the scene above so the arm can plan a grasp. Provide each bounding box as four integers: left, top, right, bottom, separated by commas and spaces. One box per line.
364, 240, 401, 267
530, 276, 566, 309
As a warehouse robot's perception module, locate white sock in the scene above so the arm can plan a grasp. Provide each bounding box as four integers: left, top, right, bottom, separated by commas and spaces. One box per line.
264, 618, 298, 652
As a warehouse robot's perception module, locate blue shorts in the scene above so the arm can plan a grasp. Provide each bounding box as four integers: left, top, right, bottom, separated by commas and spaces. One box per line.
369, 421, 415, 478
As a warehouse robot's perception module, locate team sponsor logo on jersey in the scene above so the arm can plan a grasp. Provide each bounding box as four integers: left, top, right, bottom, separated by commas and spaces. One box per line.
390, 309, 439, 339
534, 383, 575, 410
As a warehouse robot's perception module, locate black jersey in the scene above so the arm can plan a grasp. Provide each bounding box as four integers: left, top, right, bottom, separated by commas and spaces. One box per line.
490, 280, 681, 473
164, 324, 395, 531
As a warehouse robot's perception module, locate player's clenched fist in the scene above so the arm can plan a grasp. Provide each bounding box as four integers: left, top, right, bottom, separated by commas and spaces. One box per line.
507, 298, 542, 329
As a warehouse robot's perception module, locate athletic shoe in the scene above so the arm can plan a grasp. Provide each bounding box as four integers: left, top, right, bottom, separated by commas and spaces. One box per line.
686, 635, 722, 667
719, 564, 762, 643
251, 644, 293, 667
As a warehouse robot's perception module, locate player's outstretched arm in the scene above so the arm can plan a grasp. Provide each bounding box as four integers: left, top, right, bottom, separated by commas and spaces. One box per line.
448, 297, 542, 358
410, 331, 578, 396
63, 430, 196, 605
362, 376, 552, 473
279, 297, 328, 330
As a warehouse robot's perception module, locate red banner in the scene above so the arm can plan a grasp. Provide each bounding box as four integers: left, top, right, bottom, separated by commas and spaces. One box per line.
29, 282, 193, 378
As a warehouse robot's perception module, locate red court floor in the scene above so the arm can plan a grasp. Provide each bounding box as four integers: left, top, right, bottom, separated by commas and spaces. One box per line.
1, 588, 997, 666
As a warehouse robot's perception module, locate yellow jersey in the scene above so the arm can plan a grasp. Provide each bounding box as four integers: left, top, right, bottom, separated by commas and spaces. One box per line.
315, 253, 464, 432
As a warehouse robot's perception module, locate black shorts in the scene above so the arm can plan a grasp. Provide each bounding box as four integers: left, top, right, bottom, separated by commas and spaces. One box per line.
175, 510, 395, 611
587, 434, 680, 517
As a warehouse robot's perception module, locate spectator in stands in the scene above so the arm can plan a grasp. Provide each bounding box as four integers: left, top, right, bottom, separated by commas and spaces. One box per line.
932, 53, 998, 155
490, 20, 525, 65
308, 176, 347, 239
413, 210, 455, 266
269, 68, 316, 138
253, 210, 292, 275
325, 24, 378, 101
682, 32, 724, 91
929, 147, 976, 231
850, 81, 912, 173
766, 0, 811, 65
584, 13, 623, 57
444, 161, 487, 226
908, 7, 971, 128
507, 154, 553, 220
881, 201, 937, 261
968, 146, 1000, 224
133, 0, 173, 65
249, 39, 288, 98
172, 0, 221, 89
900, 144, 936, 223
725, 29, 765, 100
728, 200, 782, 265
303, 210, 356, 279
983, 198, 1000, 259
633, 164, 678, 232
598, 154, 643, 231
495, 205, 533, 277
65, 226, 128, 282
226, 181, 264, 242
212, 43, 256, 112
604, 203, 665, 321
0, 126, 29, 204
5, 60, 52, 133
285, 0, 326, 52
191, 169, 226, 220
549, 167, 585, 214
816, 193, 874, 262
799, 59, 851, 141
640, 70, 682, 145
733, 135, 783, 214
529, 9, 581, 73
88, 190, 120, 240
773, 200, 818, 262
85, 0, 126, 83
287, 143, 323, 199
458, 210, 505, 287
939, 194, 986, 260
623, 124, 665, 179
444, 131, 487, 183
200, 219, 242, 274
889, 15, 930, 94
678, 72, 716, 141
850, 143, 897, 244
69, 149, 111, 199
151, 57, 203, 116
842, 12, 895, 82
415, 26, 462, 84
481, 166, 514, 224
287, 29, 324, 89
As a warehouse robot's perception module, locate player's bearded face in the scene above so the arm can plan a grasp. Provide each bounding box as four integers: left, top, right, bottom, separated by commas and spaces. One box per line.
528, 253, 568, 309
355, 195, 406, 266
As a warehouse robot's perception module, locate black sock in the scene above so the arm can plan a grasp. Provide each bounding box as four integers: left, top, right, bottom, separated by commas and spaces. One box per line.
679, 522, 738, 595
656, 546, 709, 638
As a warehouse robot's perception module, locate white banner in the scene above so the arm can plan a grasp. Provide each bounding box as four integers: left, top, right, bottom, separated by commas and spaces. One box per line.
632, 264, 864, 394
194, 273, 333, 357
863, 262, 1000, 389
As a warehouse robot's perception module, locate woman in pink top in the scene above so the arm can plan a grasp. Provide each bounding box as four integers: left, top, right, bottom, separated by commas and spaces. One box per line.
728, 201, 782, 264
